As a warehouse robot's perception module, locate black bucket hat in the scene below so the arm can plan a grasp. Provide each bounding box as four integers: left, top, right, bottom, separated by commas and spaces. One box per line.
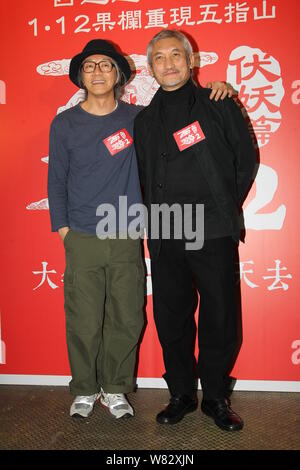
69, 39, 131, 88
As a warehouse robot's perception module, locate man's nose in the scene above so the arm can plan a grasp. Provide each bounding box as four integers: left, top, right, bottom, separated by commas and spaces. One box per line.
94, 63, 102, 74
164, 55, 175, 68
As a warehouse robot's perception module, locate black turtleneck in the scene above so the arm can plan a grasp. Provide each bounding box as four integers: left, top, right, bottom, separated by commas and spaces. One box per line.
160, 79, 231, 240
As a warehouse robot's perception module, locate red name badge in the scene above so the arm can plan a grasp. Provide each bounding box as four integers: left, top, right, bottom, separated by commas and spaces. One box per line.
103, 128, 133, 156
173, 121, 206, 152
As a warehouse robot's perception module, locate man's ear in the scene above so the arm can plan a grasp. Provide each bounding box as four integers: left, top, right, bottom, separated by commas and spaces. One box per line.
189, 53, 195, 70
147, 63, 154, 77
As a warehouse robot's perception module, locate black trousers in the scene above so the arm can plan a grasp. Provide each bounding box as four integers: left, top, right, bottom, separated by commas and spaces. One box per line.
151, 236, 240, 400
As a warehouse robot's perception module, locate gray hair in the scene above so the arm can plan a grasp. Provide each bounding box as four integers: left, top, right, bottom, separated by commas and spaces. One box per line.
77, 58, 126, 99
146, 29, 193, 69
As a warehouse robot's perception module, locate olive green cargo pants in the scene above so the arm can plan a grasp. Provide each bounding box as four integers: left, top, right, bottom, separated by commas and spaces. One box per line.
63, 229, 145, 396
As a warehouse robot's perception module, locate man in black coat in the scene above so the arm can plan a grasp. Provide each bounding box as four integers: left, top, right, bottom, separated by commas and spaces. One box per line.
134, 30, 256, 431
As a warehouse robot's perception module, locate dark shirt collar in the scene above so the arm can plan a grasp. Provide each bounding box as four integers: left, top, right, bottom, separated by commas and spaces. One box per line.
160, 78, 195, 106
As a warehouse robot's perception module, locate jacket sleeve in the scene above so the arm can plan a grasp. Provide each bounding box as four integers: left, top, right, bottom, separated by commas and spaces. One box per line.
222, 97, 256, 206
47, 121, 70, 232
133, 116, 145, 191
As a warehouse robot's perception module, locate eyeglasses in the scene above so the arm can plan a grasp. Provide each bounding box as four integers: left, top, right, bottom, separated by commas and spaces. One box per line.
81, 60, 115, 73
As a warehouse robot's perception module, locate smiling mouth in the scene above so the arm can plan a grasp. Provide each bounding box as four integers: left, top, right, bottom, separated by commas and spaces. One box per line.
92, 80, 105, 85
163, 71, 179, 76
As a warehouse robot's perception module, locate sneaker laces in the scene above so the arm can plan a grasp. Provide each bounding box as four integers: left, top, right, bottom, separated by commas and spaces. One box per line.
75, 394, 98, 405
102, 392, 129, 409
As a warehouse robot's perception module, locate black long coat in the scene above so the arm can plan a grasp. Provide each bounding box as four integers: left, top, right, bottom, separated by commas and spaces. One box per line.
134, 83, 256, 259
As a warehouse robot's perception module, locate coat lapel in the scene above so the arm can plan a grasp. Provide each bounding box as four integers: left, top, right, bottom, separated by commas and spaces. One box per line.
144, 88, 169, 155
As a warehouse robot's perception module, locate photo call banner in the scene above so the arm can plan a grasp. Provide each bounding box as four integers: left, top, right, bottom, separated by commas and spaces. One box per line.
0, 0, 299, 390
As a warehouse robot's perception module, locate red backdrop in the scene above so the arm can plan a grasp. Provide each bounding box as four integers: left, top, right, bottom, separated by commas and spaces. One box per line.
0, 0, 299, 389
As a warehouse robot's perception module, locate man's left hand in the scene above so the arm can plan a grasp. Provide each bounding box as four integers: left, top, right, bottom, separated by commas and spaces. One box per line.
206, 81, 237, 101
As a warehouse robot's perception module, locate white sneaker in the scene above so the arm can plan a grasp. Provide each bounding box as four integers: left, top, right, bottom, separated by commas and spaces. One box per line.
100, 388, 134, 419
70, 393, 100, 418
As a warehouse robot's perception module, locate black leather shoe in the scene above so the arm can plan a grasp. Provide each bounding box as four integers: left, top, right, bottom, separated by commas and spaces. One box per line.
201, 398, 244, 431
156, 395, 198, 425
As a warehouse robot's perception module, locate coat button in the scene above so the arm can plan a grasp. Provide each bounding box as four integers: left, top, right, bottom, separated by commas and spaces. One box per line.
161, 152, 167, 158
157, 183, 163, 189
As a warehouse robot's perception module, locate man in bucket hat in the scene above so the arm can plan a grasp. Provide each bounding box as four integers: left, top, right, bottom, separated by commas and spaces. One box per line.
48, 39, 233, 420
